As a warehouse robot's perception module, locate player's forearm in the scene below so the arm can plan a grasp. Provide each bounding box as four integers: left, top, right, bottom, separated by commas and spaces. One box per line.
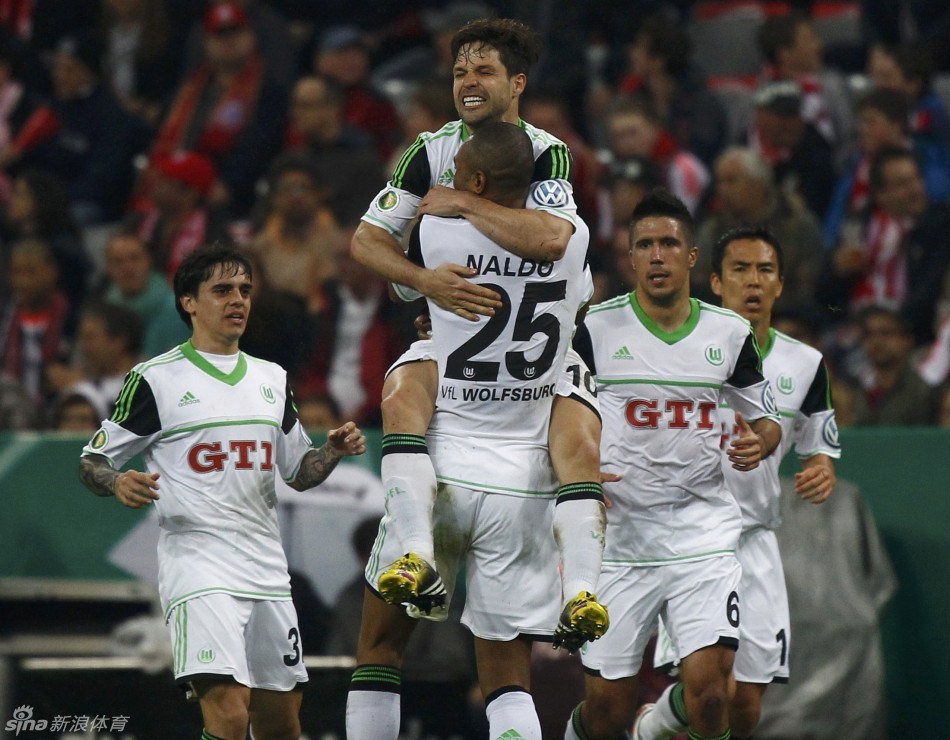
350, 221, 427, 290
287, 445, 343, 491
457, 199, 570, 261
78, 454, 118, 497
750, 418, 782, 458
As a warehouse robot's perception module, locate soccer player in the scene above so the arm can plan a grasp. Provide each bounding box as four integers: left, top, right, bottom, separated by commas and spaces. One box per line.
348, 122, 601, 740
565, 190, 783, 740
350, 18, 606, 647
636, 226, 840, 740
78, 244, 367, 740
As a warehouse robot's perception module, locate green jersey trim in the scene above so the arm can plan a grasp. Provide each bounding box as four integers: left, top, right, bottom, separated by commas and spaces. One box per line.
161, 418, 280, 438
435, 474, 558, 497
760, 327, 777, 359
164, 587, 292, 619
600, 378, 723, 389
180, 341, 248, 385
603, 548, 735, 565
629, 292, 701, 344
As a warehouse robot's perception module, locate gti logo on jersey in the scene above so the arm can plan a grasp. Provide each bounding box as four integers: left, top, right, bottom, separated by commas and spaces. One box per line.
531, 180, 567, 208
188, 441, 275, 473
625, 398, 718, 429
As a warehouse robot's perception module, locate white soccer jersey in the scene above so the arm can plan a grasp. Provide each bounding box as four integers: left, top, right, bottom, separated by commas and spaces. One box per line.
574, 293, 780, 564
81, 342, 313, 619
411, 214, 591, 496
720, 328, 841, 530
362, 118, 578, 239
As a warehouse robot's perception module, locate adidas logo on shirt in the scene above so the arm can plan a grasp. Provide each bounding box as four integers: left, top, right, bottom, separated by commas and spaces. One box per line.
612, 346, 635, 360
178, 391, 200, 407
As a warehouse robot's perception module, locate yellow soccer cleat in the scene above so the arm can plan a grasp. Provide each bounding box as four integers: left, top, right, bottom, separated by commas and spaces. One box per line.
377, 552, 447, 620
552, 591, 610, 653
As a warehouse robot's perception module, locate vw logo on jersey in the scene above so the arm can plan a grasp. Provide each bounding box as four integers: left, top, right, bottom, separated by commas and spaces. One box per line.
260, 384, 276, 403
762, 384, 779, 416
822, 414, 841, 448
531, 180, 568, 208
777, 374, 794, 394
704, 345, 724, 365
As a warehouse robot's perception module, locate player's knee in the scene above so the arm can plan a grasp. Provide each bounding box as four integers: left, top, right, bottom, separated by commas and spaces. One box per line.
203, 704, 249, 739
729, 689, 762, 737
685, 682, 730, 731
251, 714, 301, 740
581, 693, 635, 738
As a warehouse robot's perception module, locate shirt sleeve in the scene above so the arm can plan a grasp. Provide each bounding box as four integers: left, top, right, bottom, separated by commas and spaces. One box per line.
361, 136, 431, 238
81, 371, 162, 468
793, 360, 842, 459
722, 333, 780, 423
278, 379, 315, 481
391, 221, 425, 303
572, 322, 597, 375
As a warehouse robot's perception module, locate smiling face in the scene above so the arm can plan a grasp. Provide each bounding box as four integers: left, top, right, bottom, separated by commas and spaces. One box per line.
452, 43, 523, 129
711, 238, 784, 331
179, 263, 252, 354
629, 216, 697, 306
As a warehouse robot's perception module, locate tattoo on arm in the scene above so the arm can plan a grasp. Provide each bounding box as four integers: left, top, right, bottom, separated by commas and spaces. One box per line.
78, 454, 119, 497
287, 446, 342, 491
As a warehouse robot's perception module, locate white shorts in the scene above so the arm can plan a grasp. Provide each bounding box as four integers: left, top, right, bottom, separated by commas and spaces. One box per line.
581, 555, 741, 680
387, 341, 600, 416
653, 529, 789, 684
366, 484, 562, 640
168, 593, 308, 691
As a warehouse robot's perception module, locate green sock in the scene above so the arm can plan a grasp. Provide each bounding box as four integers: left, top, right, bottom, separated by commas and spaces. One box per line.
201, 731, 225, 740
687, 729, 731, 740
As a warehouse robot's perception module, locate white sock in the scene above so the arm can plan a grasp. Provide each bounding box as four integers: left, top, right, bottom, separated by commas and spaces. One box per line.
380, 448, 437, 563
639, 683, 688, 738
553, 493, 606, 598
345, 689, 400, 740
485, 687, 542, 740
563, 702, 588, 740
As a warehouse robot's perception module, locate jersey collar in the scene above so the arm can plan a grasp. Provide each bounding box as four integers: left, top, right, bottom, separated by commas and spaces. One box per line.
759, 327, 777, 359
628, 290, 700, 344
180, 340, 248, 385
460, 118, 528, 141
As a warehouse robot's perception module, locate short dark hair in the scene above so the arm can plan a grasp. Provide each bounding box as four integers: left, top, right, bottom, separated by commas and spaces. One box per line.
876, 42, 934, 92
857, 304, 912, 335
857, 87, 910, 130
711, 225, 785, 279
266, 151, 322, 192
636, 14, 692, 79
465, 121, 534, 200
451, 18, 540, 77
630, 187, 695, 245
869, 145, 919, 192
173, 243, 252, 328
757, 10, 811, 66
81, 301, 144, 357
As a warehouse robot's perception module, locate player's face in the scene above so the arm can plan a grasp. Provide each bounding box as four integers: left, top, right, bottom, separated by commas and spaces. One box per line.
453, 43, 524, 129
711, 238, 784, 327
181, 264, 252, 354
629, 216, 697, 305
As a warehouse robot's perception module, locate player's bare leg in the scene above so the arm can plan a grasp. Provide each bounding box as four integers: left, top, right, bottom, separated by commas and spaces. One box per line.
565, 673, 640, 739
193, 680, 251, 740
248, 688, 302, 740
549, 395, 609, 651
346, 586, 419, 740
678, 644, 736, 737
730, 680, 767, 737
474, 636, 542, 739
376, 361, 446, 616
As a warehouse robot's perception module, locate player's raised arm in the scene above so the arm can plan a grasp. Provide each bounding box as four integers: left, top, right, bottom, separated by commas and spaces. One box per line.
286, 421, 367, 491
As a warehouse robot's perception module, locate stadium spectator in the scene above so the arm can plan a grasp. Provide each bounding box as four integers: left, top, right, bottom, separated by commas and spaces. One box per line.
248, 151, 342, 310
312, 24, 400, 161
594, 154, 663, 255
616, 13, 728, 167
694, 146, 825, 315
100, 231, 189, 357
38, 32, 144, 225
129, 150, 231, 282
747, 79, 837, 219
0, 372, 37, 430
146, 1, 288, 216
1, 168, 92, 310
385, 80, 456, 177
0, 239, 73, 411
283, 74, 386, 224
97, 0, 181, 126
49, 386, 104, 432
599, 96, 709, 215
45, 301, 143, 418
817, 147, 950, 345
824, 87, 950, 249
847, 305, 939, 426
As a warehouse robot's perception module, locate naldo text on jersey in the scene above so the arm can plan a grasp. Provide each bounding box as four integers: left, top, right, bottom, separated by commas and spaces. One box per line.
466, 253, 554, 277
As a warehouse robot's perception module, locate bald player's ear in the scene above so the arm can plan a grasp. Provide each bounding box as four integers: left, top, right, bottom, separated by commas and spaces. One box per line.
472, 170, 488, 194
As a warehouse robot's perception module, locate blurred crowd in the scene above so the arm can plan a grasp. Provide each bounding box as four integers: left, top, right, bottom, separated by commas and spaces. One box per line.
2, 0, 950, 433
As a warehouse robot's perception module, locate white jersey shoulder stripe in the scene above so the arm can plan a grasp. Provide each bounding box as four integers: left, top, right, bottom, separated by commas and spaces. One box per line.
160, 417, 282, 439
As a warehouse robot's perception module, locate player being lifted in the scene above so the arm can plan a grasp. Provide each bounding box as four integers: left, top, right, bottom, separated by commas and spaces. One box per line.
350, 20, 607, 646
348, 122, 599, 739
566, 190, 782, 740
78, 244, 367, 740
636, 226, 840, 740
